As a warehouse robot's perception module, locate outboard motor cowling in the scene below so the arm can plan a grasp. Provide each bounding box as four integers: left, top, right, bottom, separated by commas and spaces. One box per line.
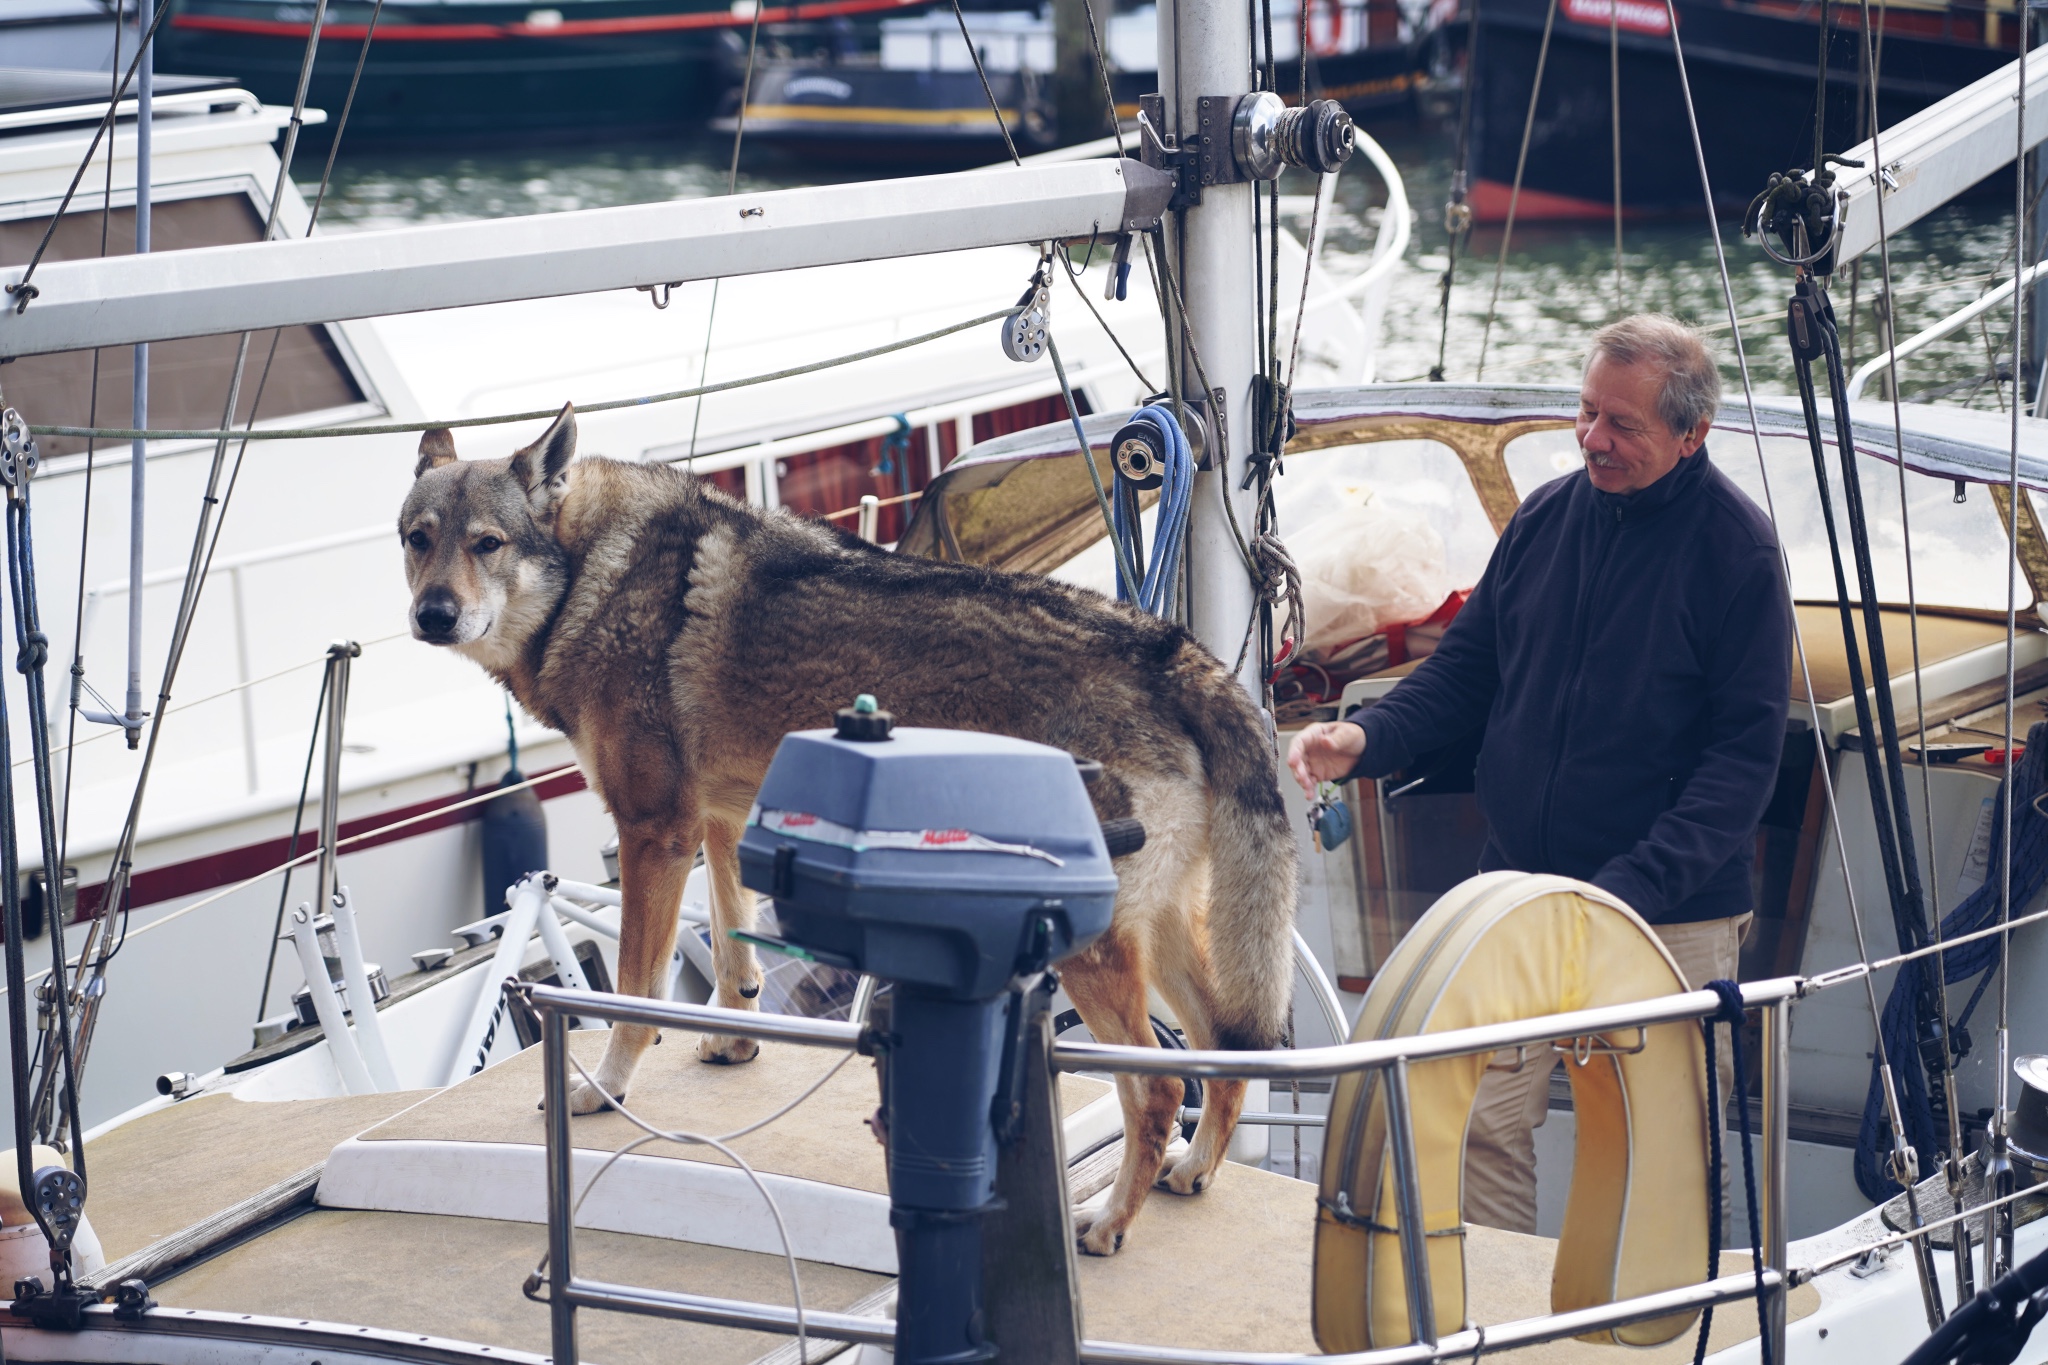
738, 698, 1118, 1365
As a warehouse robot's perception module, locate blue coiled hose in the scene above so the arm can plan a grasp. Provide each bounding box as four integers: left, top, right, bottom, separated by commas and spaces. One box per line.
1112, 404, 1193, 618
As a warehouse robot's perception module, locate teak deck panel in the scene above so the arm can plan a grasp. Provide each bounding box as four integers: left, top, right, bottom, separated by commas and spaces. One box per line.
83, 1089, 436, 1261
85, 1033, 1814, 1364
152, 1209, 886, 1365
359, 1033, 1110, 1197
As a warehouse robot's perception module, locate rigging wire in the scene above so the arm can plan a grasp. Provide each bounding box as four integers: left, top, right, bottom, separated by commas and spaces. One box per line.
1056, 246, 1157, 391
31, 305, 1029, 446
1609, 0, 1623, 314
1654, 0, 1937, 1286
1994, 0, 2031, 1230
254, 671, 330, 1023
57, 0, 129, 906
1475, 0, 1560, 377
2, 0, 176, 310
1852, 0, 1981, 1295
30, 631, 407, 773
954, 0, 1023, 166
1429, 0, 1479, 381
35, 3, 341, 1138
0, 763, 588, 999
683, 0, 768, 468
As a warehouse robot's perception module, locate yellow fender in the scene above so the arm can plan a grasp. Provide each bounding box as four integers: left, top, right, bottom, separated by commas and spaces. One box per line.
1313, 872, 1710, 1352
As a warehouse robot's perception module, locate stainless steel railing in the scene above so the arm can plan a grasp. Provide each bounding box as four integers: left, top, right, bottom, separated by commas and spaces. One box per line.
519, 976, 1803, 1365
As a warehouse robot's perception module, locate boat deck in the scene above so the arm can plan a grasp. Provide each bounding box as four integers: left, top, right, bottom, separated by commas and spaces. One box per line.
79, 1034, 1817, 1364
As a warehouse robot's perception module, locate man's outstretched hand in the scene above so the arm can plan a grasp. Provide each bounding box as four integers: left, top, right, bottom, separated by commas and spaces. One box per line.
1286, 721, 1365, 799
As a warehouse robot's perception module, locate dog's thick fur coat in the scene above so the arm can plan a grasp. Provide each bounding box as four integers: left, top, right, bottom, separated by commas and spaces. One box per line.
398, 407, 1299, 1254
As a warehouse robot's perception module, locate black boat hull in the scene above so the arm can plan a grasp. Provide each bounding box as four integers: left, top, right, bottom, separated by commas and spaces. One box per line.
157, 0, 920, 139
1471, 0, 2015, 218
722, 40, 1425, 162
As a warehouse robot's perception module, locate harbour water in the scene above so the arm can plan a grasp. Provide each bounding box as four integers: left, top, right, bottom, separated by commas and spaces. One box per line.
302, 117, 2033, 407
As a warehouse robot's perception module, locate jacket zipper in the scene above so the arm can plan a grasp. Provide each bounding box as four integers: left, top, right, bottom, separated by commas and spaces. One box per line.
1534, 498, 1625, 867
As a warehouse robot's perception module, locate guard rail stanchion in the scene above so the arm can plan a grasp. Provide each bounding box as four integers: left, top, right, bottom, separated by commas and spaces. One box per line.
1763, 999, 1792, 1365
543, 1005, 578, 1365
1385, 1060, 1438, 1347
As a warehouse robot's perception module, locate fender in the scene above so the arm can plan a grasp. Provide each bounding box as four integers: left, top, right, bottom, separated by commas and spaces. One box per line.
1312, 872, 1710, 1351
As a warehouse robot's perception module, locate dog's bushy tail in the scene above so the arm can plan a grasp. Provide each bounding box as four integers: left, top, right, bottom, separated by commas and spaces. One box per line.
1172, 642, 1300, 1051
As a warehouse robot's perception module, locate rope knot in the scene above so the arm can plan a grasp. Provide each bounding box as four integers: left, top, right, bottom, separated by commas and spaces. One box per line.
17, 630, 47, 674
1705, 978, 1745, 1025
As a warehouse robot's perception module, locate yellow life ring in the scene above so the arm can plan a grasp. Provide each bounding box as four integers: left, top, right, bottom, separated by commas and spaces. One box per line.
1312, 872, 1711, 1352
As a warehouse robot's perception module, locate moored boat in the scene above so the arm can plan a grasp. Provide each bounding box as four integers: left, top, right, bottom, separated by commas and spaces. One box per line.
1467, 0, 2017, 219
153, 0, 932, 141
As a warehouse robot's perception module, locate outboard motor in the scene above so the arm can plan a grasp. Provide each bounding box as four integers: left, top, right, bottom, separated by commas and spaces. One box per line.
738, 697, 1121, 1365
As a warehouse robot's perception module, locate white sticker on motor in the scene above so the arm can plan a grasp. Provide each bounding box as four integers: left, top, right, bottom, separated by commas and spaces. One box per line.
751, 808, 1065, 866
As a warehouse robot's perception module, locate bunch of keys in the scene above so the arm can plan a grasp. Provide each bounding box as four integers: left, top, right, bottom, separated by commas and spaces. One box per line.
1307, 782, 1353, 853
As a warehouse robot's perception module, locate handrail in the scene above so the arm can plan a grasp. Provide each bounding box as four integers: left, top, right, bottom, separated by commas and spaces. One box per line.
523, 975, 1803, 1075
1051, 975, 1803, 1079
1844, 260, 2048, 402
550, 1265, 1784, 1365
523, 976, 1800, 1364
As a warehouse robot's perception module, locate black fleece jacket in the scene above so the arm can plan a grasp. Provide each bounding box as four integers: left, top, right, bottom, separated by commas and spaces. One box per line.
1343, 447, 1792, 924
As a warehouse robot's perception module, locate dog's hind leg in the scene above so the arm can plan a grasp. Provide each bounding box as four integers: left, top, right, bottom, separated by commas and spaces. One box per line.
697, 816, 762, 1065
1150, 905, 1247, 1198
1062, 930, 1181, 1257
566, 817, 699, 1113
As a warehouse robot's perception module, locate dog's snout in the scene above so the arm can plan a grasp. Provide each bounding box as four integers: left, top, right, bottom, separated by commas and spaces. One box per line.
414, 589, 462, 641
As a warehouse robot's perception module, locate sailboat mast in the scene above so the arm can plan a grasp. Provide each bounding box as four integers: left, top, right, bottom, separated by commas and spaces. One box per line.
1158, 0, 1260, 693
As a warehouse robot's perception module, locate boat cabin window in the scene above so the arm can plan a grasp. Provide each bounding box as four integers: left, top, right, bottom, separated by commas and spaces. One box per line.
1276, 437, 1498, 588
1507, 427, 2028, 612
0, 195, 366, 457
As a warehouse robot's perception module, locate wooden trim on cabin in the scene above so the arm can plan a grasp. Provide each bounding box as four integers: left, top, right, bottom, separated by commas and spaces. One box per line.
1988, 484, 2048, 618
1286, 414, 1562, 535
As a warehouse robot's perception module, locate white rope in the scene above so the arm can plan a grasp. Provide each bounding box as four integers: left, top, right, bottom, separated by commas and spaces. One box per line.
532, 1048, 855, 1361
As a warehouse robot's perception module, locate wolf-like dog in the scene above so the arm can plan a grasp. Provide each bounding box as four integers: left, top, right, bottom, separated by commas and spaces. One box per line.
398, 403, 1298, 1254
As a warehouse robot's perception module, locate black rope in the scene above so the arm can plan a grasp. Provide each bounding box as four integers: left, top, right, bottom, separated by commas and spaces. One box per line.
1694, 981, 1772, 1365
5, 482, 90, 1210
1785, 281, 1949, 1129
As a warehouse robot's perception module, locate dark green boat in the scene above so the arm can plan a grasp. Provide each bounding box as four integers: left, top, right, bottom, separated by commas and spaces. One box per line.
156, 0, 929, 140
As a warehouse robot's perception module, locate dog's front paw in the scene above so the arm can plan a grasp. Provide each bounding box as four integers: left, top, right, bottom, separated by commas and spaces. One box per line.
1073, 1208, 1128, 1257
537, 1076, 625, 1114
698, 1033, 760, 1065
1158, 1154, 1214, 1196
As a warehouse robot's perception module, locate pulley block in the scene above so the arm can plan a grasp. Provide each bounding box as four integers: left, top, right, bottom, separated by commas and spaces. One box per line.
0, 404, 37, 490
1742, 155, 1862, 276
1001, 282, 1050, 364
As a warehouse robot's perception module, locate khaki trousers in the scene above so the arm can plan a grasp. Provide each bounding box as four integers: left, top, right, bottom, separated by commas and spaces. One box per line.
1460, 913, 1752, 1236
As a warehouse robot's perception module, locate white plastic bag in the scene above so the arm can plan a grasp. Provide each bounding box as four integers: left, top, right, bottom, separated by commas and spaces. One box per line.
1289, 486, 1449, 658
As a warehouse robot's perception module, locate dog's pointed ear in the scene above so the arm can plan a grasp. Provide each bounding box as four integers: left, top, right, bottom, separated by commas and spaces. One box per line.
510, 403, 577, 515
415, 428, 458, 479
